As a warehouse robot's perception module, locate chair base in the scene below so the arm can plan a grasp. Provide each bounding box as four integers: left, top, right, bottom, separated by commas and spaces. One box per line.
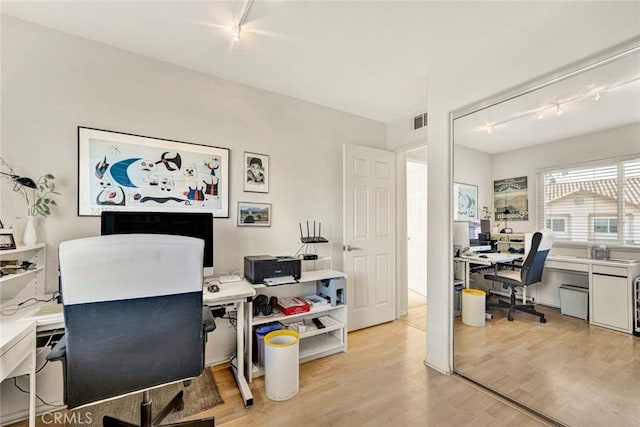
487, 292, 547, 323
102, 390, 215, 427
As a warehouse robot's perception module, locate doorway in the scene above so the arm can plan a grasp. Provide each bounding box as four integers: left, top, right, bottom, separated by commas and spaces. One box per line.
406, 152, 427, 297
401, 147, 427, 330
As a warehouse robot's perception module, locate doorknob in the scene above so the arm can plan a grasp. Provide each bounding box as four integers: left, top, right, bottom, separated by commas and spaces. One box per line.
344, 245, 362, 252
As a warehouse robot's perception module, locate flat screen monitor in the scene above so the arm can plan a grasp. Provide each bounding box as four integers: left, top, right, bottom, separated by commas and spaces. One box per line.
454, 220, 483, 251
101, 211, 214, 277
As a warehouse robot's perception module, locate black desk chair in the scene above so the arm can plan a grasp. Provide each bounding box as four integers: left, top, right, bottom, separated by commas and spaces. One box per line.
48, 234, 216, 427
484, 230, 554, 323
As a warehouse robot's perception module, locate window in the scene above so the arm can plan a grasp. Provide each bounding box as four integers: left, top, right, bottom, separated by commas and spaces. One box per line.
545, 218, 566, 232
539, 157, 640, 246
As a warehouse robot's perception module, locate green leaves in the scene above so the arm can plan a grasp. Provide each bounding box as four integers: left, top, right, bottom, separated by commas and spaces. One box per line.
30, 174, 59, 218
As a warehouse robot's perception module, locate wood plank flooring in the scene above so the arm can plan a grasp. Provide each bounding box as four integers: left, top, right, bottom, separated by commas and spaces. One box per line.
11, 297, 548, 427
195, 320, 545, 426
455, 296, 640, 427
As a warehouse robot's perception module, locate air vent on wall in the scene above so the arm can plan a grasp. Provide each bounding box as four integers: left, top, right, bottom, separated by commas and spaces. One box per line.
413, 112, 428, 130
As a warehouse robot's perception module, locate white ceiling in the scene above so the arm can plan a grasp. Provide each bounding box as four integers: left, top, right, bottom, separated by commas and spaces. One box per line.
454, 49, 640, 153
2, 1, 640, 128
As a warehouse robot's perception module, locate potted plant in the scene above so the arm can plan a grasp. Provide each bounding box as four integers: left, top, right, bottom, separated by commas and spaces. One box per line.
0, 157, 59, 245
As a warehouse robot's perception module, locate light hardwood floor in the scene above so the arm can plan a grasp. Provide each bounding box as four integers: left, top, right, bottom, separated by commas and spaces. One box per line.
455, 296, 640, 427
196, 320, 546, 426
12, 302, 549, 427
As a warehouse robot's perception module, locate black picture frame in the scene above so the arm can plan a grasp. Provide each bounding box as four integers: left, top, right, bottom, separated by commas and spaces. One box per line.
0, 231, 17, 250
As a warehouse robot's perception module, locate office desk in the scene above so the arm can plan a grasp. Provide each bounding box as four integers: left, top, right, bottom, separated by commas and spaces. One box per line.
1, 316, 38, 427
456, 253, 522, 289
546, 256, 640, 334
203, 280, 256, 408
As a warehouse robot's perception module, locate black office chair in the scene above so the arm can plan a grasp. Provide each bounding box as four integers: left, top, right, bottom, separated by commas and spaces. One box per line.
48, 234, 216, 427
484, 230, 554, 323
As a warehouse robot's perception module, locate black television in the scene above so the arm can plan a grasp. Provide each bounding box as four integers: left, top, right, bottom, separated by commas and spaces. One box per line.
101, 211, 214, 277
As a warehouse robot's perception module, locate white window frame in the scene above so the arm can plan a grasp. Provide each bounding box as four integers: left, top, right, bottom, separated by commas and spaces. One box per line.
537, 155, 640, 247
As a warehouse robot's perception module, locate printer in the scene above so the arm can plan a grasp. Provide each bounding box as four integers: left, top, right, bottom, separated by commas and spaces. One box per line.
244, 255, 301, 285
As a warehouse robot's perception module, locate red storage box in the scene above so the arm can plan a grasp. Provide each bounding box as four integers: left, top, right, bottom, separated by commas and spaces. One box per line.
277, 297, 310, 315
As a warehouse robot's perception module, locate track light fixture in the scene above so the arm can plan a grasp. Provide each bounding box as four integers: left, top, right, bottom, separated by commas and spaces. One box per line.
232, 0, 254, 42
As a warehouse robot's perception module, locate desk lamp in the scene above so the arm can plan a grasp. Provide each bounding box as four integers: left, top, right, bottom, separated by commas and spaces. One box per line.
0, 171, 37, 189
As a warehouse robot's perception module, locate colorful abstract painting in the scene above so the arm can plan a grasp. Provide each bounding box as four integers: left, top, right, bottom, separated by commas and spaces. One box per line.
78, 127, 229, 217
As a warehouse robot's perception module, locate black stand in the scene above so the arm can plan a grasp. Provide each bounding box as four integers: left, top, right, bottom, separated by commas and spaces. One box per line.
103, 390, 215, 427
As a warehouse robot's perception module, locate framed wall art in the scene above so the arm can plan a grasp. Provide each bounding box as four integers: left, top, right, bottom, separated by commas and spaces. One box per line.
494, 176, 528, 221
243, 152, 269, 193
78, 127, 229, 217
237, 202, 271, 227
454, 182, 478, 221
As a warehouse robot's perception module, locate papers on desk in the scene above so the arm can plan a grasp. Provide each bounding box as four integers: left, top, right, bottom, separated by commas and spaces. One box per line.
264, 275, 298, 286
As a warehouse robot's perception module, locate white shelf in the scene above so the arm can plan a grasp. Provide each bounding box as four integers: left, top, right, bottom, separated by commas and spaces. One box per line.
299, 333, 343, 361
245, 272, 347, 382
0, 243, 45, 256
0, 266, 45, 285
252, 303, 345, 326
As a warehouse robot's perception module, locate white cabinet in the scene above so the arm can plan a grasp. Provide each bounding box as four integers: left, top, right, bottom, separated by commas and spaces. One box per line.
591, 268, 631, 333
0, 244, 46, 301
245, 270, 346, 381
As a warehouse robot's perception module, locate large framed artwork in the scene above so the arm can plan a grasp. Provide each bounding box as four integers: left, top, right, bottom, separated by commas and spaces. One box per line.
454, 182, 478, 221
78, 127, 230, 217
494, 176, 528, 221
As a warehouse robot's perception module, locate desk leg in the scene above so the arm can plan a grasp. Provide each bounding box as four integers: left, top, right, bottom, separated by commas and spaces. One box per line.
465, 261, 470, 289
231, 300, 253, 408
28, 348, 35, 427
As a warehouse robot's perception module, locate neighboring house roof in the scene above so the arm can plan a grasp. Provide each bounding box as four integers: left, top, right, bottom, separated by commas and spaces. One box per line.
546, 177, 640, 206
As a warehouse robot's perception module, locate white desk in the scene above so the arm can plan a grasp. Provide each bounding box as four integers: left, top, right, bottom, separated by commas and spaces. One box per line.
546, 256, 640, 334
456, 253, 522, 289
1, 317, 38, 427
203, 280, 255, 408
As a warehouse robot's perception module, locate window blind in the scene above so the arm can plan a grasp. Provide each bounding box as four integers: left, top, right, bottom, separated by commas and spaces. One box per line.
539, 157, 640, 246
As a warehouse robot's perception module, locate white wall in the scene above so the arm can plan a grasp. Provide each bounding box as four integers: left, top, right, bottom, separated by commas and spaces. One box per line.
0, 16, 386, 361
454, 145, 492, 217
491, 122, 640, 232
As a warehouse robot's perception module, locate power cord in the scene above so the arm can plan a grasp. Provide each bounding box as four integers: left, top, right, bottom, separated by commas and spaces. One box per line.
13, 377, 62, 408
0, 292, 60, 316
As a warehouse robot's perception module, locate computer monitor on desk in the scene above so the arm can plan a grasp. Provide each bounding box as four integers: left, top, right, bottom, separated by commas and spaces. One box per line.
454, 220, 489, 254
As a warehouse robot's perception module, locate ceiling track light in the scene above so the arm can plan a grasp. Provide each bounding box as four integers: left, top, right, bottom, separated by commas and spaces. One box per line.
477, 74, 638, 134
232, 0, 254, 42
555, 104, 563, 115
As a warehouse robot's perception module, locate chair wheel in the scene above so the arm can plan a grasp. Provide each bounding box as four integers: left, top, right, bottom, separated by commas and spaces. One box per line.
508, 315, 513, 321
540, 317, 547, 324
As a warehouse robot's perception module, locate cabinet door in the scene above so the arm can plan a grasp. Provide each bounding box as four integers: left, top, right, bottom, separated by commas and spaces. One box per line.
592, 274, 629, 331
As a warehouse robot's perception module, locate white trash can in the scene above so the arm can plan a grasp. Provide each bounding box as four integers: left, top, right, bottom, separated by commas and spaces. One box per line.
462, 288, 486, 327
264, 330, 300, 401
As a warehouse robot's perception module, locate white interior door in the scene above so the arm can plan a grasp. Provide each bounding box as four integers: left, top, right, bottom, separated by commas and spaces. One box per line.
343, 143, 396, 331
407, 160, 427, 297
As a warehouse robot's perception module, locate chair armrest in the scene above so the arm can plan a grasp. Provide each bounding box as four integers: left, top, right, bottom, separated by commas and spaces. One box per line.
202, 307, 216, 333
46, 334, 67, 361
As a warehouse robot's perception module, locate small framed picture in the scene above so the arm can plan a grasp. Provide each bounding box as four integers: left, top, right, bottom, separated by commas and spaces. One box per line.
237, 202, 271, 227
243, 152, 269, 193
0, 230, 17, 250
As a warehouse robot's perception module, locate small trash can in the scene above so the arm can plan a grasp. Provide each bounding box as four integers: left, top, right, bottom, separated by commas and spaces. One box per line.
264, 330, 300, 401
462, 288, 486, 326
